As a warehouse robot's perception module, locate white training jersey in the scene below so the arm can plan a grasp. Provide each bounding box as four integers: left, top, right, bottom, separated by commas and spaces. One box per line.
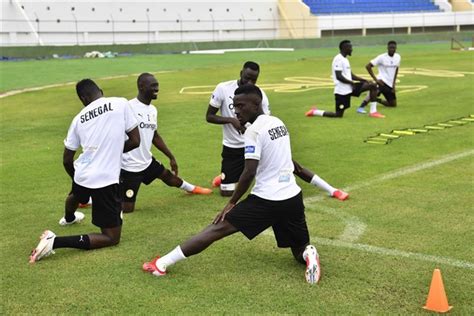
209, 80, 270, 148
370, 53, 401, 88
332, 53, 353, 95
64, 97, 138, 189
244, 115, 301, 201
122, 98, 158, 172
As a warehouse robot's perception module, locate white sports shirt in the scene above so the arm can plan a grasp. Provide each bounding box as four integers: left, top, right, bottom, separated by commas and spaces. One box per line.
64, 97, 138, 189
370, 53, 401, 88
122, 98, 158, 172
332, 53, 353, 95
209, 80, 270, 148
244, 115, 301, 201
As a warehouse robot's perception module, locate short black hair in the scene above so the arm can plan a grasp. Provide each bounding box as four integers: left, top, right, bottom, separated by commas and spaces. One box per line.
339, 40, 351, 50
137, 72, 154, 86
76, 79, 100, 98
388, 40, 397, 46
242, 61, 260, 72
234, 84, 263, 100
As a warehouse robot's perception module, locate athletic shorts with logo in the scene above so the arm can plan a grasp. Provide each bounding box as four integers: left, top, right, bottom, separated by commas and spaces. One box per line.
334, 82, 364, 113
71, 181, 122, 228
120, 157, 165, 202
377, 83, 396, 102
221, 145, 245, 186
225, 191, 309, 248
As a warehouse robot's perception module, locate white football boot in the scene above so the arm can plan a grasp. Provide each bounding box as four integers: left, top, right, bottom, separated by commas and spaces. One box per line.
29, 230, 56, 263
303, 245, 321, 284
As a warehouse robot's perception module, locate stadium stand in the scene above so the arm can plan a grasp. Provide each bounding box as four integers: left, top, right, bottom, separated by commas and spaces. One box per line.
302, 0, 441, 15
0, 0, 472, 46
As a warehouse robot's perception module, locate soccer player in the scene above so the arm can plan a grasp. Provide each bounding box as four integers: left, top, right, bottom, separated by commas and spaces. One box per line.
121, 73, 211, 213
358, 41, 400, 109
29, 79, 140, 263
143, 84, 322, 284
305, 40, 384, 118
206, 61, 270, 196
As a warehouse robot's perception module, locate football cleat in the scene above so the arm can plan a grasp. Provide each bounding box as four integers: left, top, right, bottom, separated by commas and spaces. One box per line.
332, 190, 349, 201
369, 112, 385, 118
29, 230, 56, 263
303, 245, 321, 284
59, 211, 85, 226
356, 107, 367, 114
191, 186, 212, 195
305, 107, 317, 117
143, 256, 167, 277
212, 175, 222, 187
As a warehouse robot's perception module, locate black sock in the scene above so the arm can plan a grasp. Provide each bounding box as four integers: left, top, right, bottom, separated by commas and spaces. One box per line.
359, 100, 368, 108
65, 213, 76, 222
53, 235, 91, 250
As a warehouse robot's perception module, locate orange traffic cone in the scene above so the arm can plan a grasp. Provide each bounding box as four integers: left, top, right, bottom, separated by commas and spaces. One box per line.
423, 269, 452, 313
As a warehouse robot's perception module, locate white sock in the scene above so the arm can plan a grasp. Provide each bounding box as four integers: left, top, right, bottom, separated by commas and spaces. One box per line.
369, 102, 377, 114
310, 175, 336, 196
314, 109, 325, 117
156, 246, 187, 270
179, 180, 195, 192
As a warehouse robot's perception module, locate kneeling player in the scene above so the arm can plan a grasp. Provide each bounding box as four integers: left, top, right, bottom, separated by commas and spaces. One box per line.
121, 73, 211, 213
143, 84, 322, 284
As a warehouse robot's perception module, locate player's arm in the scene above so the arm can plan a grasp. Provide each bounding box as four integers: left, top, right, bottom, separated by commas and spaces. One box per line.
351, 72, 368, 82
392, 67, 399, 92
63, 148, 76, 179
206, 105, 243, 132
335, 70, 356, 85
213, 159, 258, 224
152, 130, 178, 175
124, 126, 140, 153
366, 62, 384, 86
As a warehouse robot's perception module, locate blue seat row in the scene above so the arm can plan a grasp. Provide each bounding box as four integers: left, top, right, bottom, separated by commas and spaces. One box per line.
302, 0, 440, 15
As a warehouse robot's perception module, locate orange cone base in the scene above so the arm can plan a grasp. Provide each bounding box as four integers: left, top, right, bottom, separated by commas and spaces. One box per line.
423, 305, 452, 313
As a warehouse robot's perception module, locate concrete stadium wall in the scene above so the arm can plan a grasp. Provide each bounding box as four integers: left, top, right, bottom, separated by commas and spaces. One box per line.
1, 0, 473, 46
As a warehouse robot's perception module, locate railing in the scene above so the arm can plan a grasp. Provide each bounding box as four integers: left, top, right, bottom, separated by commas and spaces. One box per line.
1, 11, 472, 46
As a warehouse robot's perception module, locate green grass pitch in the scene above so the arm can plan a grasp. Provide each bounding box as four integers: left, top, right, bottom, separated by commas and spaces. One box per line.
0, 42, 473, 314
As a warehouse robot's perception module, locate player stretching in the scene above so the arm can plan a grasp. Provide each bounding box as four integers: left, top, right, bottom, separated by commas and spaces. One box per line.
206, 61, 270, 196
358, 41, 400, 109
305, 40, 384, 118
121, 73, 211, 213
30, 79, 140, 263
143, 84, 322, 284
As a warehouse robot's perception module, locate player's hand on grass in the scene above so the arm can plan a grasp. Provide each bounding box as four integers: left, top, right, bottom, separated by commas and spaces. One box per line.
170, 158, 178, 176
213, 202, 235, 224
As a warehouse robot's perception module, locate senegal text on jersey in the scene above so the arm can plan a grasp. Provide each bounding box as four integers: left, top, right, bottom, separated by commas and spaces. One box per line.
80, 103, 113, 123
268, 125, 289, 141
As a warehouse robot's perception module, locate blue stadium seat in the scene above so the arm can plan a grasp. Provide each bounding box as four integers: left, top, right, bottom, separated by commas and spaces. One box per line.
302, 0, 441, 15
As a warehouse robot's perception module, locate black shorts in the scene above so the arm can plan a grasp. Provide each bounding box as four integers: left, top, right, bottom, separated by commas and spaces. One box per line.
351, 82, 364, 97
221, 146, 245, 190
120, 157, 165, 203
71, 182, 122, 228
378, 83, 396, 102
335, 93, 351, 113
226, 191, 309, 248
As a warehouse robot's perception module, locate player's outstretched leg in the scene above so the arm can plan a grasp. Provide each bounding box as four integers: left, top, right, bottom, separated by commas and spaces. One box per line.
159, 169, 212, 195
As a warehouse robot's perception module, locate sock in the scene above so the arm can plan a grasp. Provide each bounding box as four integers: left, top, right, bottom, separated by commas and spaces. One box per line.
310, 175, 336, 196
179, 180, 195, 192
360, 95, 370, 108
53, 235, 90, 250
156, 246, 187, 270
314, 109, 325, 117
369, 102, 377, 114
65, 213, 76, 223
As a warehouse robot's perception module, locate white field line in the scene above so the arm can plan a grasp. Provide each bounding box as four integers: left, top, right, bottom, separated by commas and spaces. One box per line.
0, 71, 174, 99
288, 149, 474, 269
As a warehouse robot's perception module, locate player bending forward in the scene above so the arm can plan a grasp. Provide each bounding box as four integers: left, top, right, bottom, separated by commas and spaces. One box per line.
143, 84, 322, 284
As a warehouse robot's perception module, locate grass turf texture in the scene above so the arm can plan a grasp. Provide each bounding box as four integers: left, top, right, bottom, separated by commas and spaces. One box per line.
1, 41, 473, 314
